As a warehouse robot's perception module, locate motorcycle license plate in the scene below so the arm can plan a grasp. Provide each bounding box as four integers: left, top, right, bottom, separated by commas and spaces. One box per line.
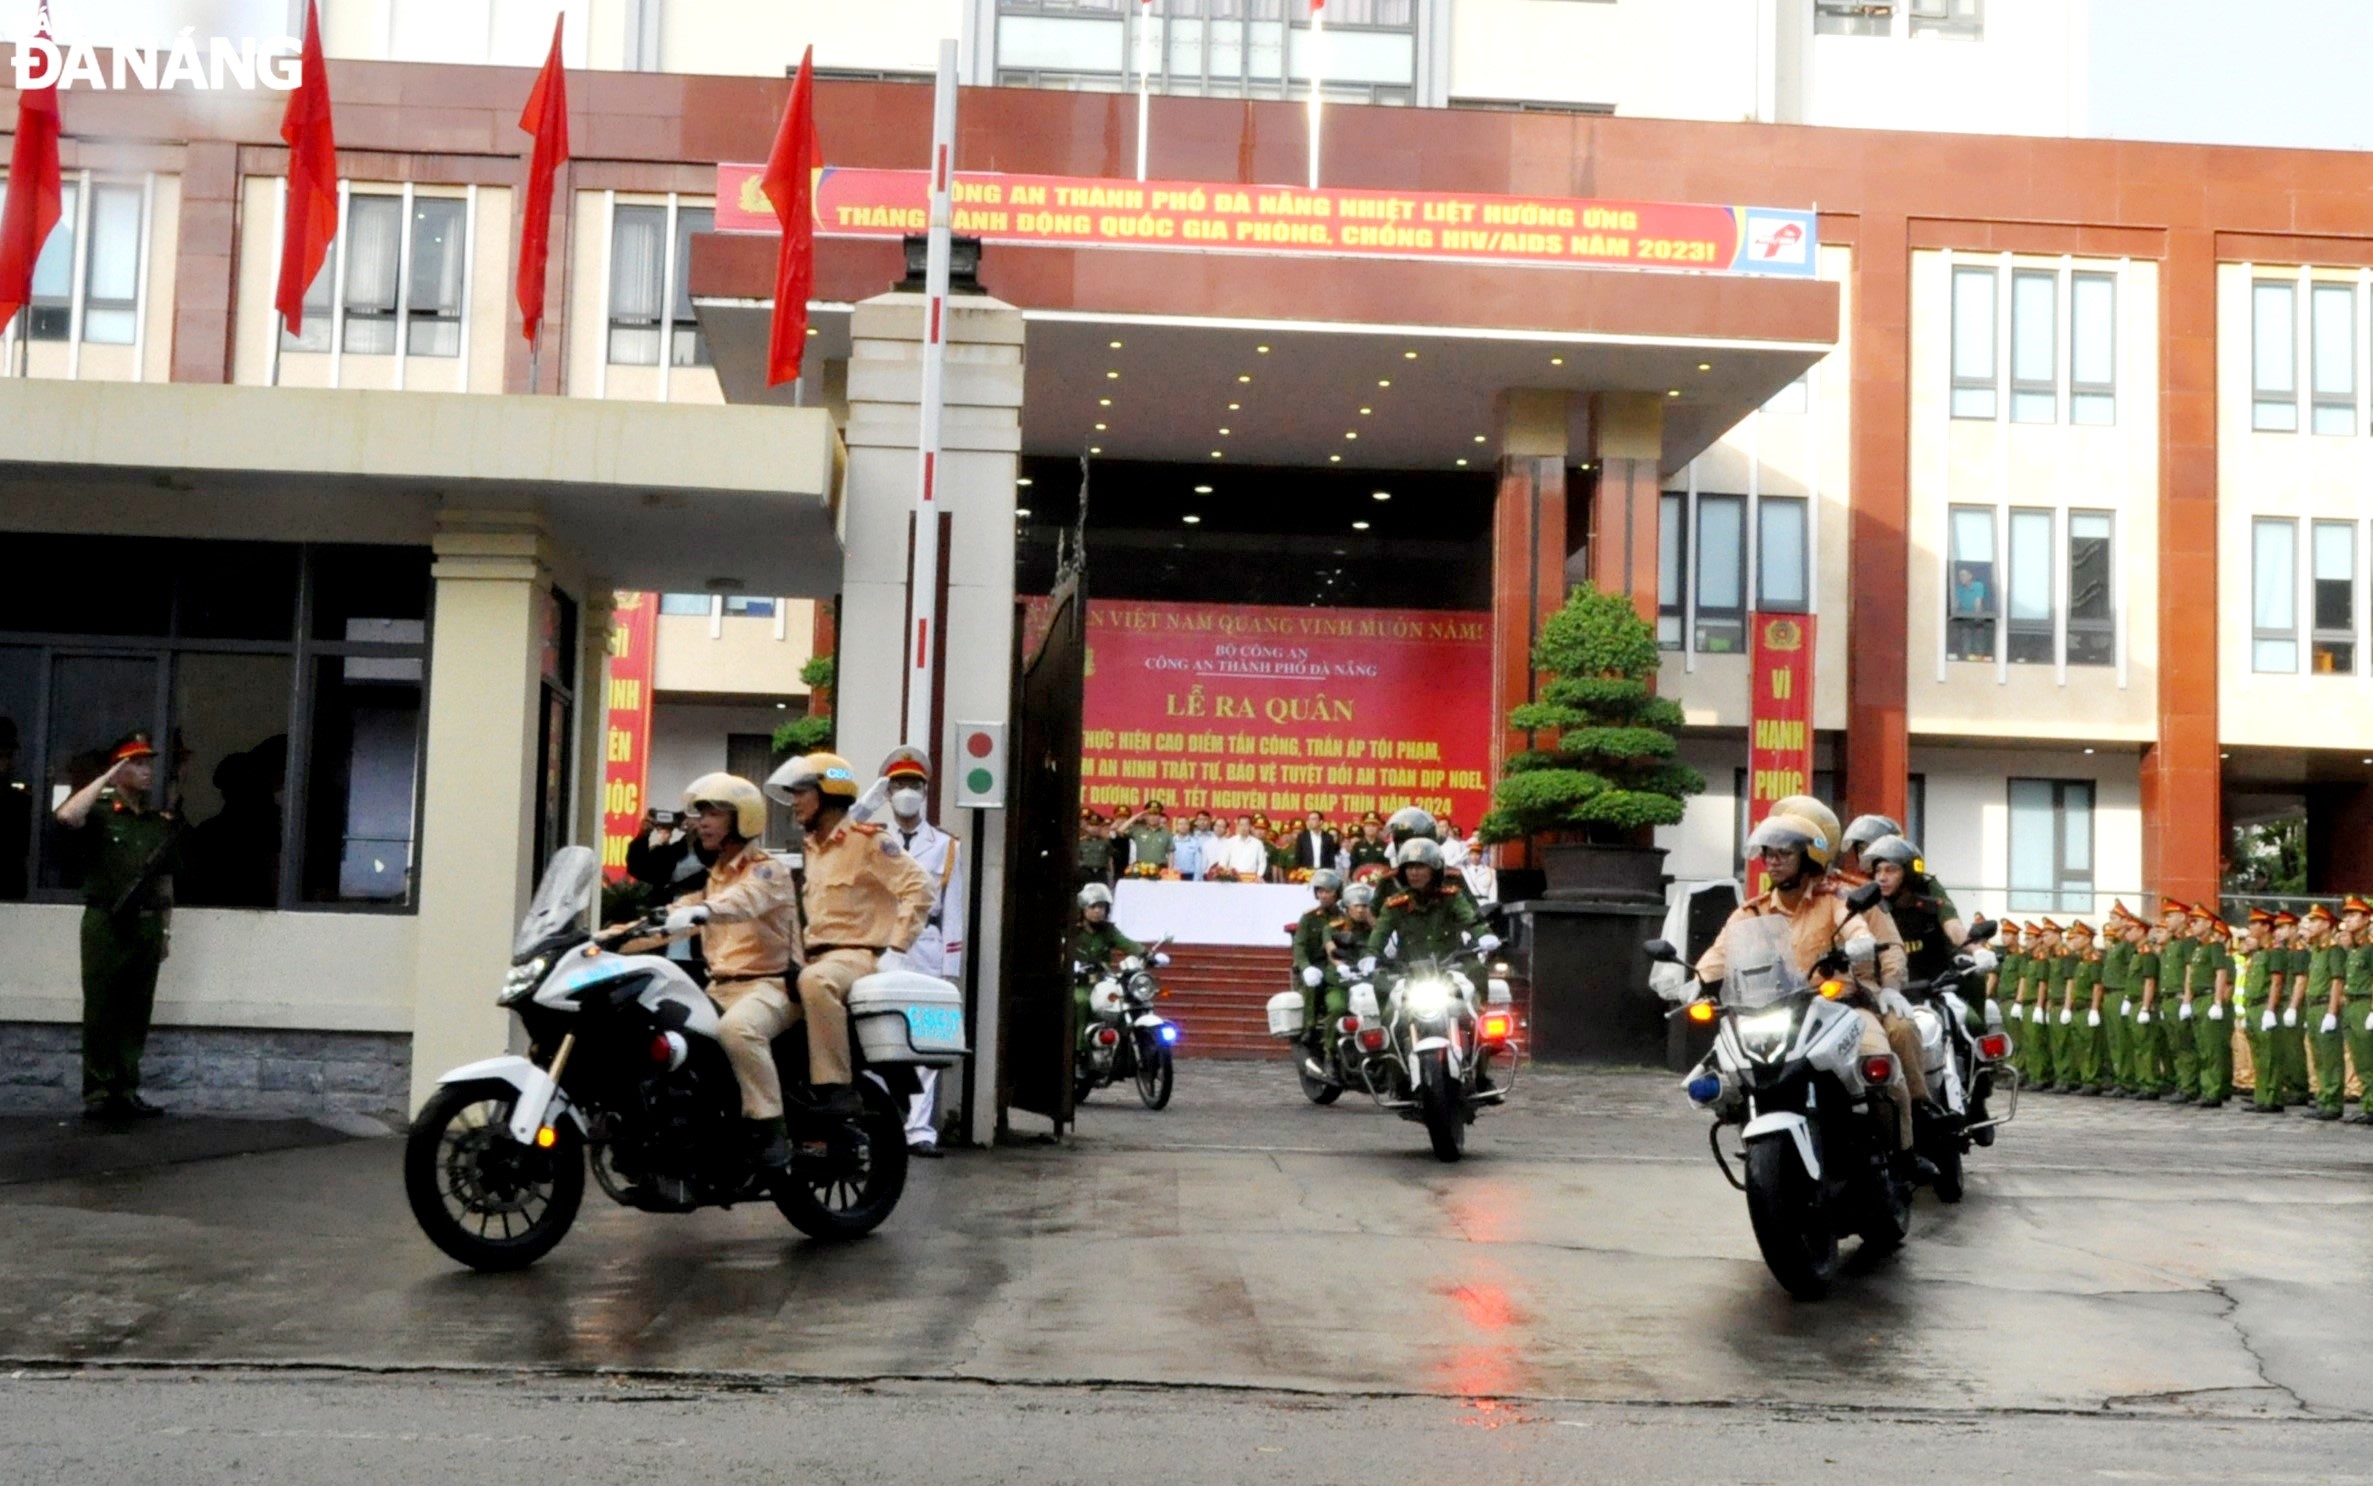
906, 1004, 965, 1045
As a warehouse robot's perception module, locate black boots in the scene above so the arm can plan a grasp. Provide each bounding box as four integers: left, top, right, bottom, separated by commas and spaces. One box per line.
747, 1116, 790, 1169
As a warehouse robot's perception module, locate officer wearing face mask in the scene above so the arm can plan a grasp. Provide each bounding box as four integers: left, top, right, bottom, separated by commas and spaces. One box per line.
876, 745, 963, 1158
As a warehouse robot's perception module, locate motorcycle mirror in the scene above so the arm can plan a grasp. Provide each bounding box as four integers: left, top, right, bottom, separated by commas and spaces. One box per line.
1643, 938, 1681, 964
1966, 917, 1998, 943
1844, 881, 1883, 913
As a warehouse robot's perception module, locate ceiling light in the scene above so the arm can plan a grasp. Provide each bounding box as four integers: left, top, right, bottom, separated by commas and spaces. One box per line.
1579, 462, 1593, 470
1550, 356, 1564, 366
1257, 344, 1271, 353
2083, 747, 2096, 755
1016, 507, 1032, 518
1403, 350, 1418, 360
1351, 520, 1370, 531
1182, 514, 1201, 524
1238, 374, 1252, 383
1372, 490, 1391, 501
1377, 379, 1391, 388
1697, 362, 1712, 372
1219, 427, 1231, 435
1109, 339, 1124, 349
1667, 389, 1681, 397
775, 701, 788, 709
1107, 370, 1120, 379
1017, 477, 1034, 487
1094, 422, 1107, 431
1329, 454, 1342, 463
1344, 431, 1358, 440
1455, 458, 1468, 467
805, 326, 818, 337
2220, 752, 2230, 759
1193, 484, 1213, 493
1210, 450, 1223, 458
1359, 407, 1372, 416
1227, 402, 1241, 411
1089, 446, 1102, 454
1473, 434, 1487, 443
1099, 397, 1112, 406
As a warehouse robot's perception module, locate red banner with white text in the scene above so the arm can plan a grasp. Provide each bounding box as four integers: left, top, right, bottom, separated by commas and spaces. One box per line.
1073, 600, 1495, 829
1746, 611, 1817, 893
598, 591, 659, 883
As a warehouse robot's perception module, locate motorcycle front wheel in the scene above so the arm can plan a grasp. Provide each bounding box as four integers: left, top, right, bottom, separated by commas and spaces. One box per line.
1416, 1049, 1466, 1162
404, 1079, 585, 1273
774, 1078, 910, 1240
1743, 1135, 1836, 1300
1135, 1037, 1174, 1110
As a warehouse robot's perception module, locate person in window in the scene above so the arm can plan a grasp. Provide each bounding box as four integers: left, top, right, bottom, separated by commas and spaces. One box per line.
184, 738, 286, 909
53, 733, 185, 1122
0, 716, 29, 901
1953, 567, 1988, 618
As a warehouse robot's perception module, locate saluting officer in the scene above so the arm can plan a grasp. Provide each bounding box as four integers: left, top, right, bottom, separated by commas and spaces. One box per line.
54, 733, 184, 1122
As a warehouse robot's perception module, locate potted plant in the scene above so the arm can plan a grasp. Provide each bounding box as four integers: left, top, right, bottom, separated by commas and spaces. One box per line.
1476, 582, 1705, 900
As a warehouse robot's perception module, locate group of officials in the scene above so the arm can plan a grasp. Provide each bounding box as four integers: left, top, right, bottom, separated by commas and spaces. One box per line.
1989, 896, 2373, 1121
1077, 798, 1490, 895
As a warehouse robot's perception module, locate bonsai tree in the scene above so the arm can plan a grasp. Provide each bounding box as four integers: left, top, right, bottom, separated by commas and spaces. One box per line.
1476, 582, 1705, 847
770, 654, 836, 755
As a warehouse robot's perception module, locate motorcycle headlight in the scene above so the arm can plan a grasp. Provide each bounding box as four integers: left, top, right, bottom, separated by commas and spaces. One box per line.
1404, 978, 1453, 1019
1735, 1007, 1794, 1061
500, 955, 549, 1005
1128, 971, 1156, 998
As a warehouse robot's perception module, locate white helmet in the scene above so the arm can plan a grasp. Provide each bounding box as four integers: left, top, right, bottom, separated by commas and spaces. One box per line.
1078, 882, 1114, 910
1395, 837, 1445, 871
682, 773, 766, 839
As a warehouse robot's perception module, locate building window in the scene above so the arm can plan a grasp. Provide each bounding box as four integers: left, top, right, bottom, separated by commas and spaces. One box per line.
723, 595, 777, 618
23, 179, 77, 340
1763, 374, 1809, 414
0, 538, 432, 910
9, 178, 141, 345
2066, 511, 2114, 666
2252, 280, 2299, 431
2008, 777, 2092, 913
1908, 0, 1984, 38
2252, 516, 2298, 672
2005, 507, 2054, 664
2069, 271, 2115, 426
2009, 269, 2056, 424
1694, 494, 1746, 653
657, 593, 713, 617
2310, 283, 2356, 436
282, 191, 468, 357
1950, 266, 1997, 419
2312, 520, 2357, 674
1816, 2, 1896, 37
609, 202, 713, 369
1757, 496, 1809, 613
1947, 506, 1998, 662
1657, 493, 1684, 650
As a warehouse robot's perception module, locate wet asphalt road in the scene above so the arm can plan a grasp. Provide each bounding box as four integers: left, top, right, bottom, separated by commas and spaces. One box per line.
3, 1060, 2371, 1480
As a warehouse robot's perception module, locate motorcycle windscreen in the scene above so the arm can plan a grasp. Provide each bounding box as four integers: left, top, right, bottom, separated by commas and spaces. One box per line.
516, 844, 600, 956
1719, 915, 1811, 1010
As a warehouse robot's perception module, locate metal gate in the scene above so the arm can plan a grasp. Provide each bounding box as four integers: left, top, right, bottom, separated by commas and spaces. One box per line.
996, 468, 1088, 1134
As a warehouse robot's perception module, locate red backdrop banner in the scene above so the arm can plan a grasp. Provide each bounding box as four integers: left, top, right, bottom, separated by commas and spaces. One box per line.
1746, 611, 1817, 892
1074, 600, 1494, 828
598, 590, 659, 883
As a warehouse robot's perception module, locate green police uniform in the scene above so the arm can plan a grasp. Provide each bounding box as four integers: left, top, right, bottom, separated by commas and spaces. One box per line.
2245, 942, 2284, 1111
1122, 821, 1174, 874
1346, 838, 1391, 873
1076, 832, 1115, 887
2100, 936, 2135, 1093
1992, 948, 2025, 1047
1291, 905, 1350, 1036
2130, 944, 2168, 1096
2192, 937, 2235, 1104
2159, 935, 2198, 1101
1074, 916, 1147, 1050
2066, 948, 2106, 1092
2275, 944, 2312, 1103
2341, 938, 2373, 1122
2304, 940, 2345, 1115
75, 788, 183, 1109
2032, 950, 2069, 1090
1367, 886, 1481, 967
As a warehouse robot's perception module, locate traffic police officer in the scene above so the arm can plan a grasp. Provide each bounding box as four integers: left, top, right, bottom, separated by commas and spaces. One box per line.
54, 733, 183, 1121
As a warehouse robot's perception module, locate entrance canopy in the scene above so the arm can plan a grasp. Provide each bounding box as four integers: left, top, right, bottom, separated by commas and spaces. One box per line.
0, 380, 845, 597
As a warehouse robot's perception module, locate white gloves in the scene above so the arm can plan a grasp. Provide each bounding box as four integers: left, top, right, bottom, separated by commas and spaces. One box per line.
1878, 990, 1913, 1020
2365, 1011, 2373, 1032
876, 948, 907, 974
2136, 1008, 2152, 1025
2322, 1012, 2340, 1035
1153, 952, 1171, 968
2284, 1008, 2300, 1028
1301, 965, 1323, 989
2009, 1003, 2025, 1022
2261, 1009, 2278, 1032
2120, 997, 2132, 1016
2058, 1007, 2072, 1026
2179, 1001, 2194, 1021
662, 903, 710, 934
2087, 1009, 2101, 1028
1966, 949, 1998, 974
1475, 933, 1502, 954
1357, 956, 1377, 978
2207, 1002, 2224, 1022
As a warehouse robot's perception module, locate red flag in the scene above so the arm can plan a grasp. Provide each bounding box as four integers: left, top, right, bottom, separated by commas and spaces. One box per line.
0, 19, 64, 336
760, 46, 819, 387
516, 15, 570, 348
275, 0, 338, 335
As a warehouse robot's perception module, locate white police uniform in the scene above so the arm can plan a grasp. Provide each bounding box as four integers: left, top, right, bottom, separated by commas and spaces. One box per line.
890, 814, 963, 1150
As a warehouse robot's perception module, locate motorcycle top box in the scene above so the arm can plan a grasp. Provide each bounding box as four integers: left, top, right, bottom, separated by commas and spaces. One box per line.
848, 971, 969, 1067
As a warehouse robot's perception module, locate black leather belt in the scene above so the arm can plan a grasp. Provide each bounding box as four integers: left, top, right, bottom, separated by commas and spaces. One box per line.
809, 944, 887, 956
709, 971, 785, 984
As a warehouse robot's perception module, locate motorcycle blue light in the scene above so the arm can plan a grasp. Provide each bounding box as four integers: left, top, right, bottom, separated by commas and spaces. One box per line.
1158, 1025, 1179, 1044
1686, 1073, 1722, 1105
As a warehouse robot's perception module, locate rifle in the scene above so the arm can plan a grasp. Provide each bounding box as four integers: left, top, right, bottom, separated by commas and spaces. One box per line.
108, 830, 178, 922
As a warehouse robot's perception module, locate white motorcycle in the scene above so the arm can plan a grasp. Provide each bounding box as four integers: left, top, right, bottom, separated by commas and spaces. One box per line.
403, 846, 966, 1272
1898, 921, 2016, 1203
1073, 937, 1180, 1110
1340, 948, 1518, 1162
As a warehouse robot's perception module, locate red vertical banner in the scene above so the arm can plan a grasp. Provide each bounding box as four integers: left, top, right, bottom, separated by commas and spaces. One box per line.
1746, 612, 1816, 896
599, 590, 659, 882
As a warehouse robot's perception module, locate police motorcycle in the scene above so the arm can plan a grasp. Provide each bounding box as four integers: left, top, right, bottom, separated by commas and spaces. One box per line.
1896, 917, 2015, 1204
1341, 944, 1517, 1162
403, 845, 966, 1272
1073, 935, 1181, 1110
1651, 892, 1912, 1300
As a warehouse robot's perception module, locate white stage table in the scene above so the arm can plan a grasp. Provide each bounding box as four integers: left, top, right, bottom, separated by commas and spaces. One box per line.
1112, 880, 1317, 948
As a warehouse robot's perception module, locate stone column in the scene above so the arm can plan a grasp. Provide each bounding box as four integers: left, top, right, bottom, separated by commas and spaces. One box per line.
1490, 390, 1570, 786
1587, 391, 1665, 629
839, 289, 1024, 1146
408, 510, 552, 1115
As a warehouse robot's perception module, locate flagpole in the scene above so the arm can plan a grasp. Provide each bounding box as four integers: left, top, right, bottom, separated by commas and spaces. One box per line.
1136, 0, 1154, 183
1306, 1, 1324, 189
904, 37, 958, 754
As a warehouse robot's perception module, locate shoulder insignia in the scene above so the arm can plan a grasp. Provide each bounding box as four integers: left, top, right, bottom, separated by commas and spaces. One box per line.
850, 822, 883, 837
756, 865, 776, 880
1386, 893, 1412, 909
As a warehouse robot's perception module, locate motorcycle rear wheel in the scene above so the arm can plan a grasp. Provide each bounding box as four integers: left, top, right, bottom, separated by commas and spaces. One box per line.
1135, 1040, 1174, 1110
1416, 1049, 1466, 1162
404, 1079, 585, 1273
1297, 1050, 1344, 1105
1926, 1127, 1967, 1204
1743, 1136, 1836, 1300
774, 1079, 910, 1240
